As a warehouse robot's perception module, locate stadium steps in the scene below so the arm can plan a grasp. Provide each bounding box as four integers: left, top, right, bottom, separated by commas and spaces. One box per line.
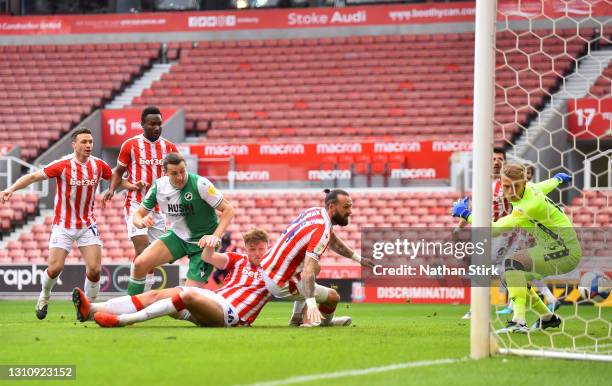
513, 48, 612, 157
0, 208, 52, 249
106, 62, 176, 109
0, 43, 161, 160
588, 60, 612, 99
124, 30, 588, 146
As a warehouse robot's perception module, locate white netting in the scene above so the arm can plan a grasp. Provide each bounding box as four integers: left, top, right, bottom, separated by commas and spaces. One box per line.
491, 0, 612, 360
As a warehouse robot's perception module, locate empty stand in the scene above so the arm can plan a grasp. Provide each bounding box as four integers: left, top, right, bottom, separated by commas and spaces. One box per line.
0, 192, 39, 237
0, 43, 161, 160
128, 30, 595, 146
588, 61, 611, 99
567, 190, 611, 257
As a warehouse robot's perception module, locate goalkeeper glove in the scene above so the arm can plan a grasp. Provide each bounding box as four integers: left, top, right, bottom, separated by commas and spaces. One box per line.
554, 172, 571, 184
451, 197, 471, 221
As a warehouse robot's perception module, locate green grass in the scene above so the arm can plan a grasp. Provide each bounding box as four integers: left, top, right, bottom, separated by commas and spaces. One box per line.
0, 301, 610, 386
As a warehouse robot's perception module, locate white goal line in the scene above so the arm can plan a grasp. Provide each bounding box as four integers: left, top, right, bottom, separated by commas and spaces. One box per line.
234, 358, 465, 386
499, 348, 612, 362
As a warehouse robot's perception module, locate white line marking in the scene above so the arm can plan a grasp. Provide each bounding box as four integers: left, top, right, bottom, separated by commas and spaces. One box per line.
234, 358, 465, 386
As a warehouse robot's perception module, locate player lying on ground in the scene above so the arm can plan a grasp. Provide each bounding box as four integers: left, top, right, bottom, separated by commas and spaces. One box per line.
127, 152, 234, 295
258, 188, 374, 326
73, 229, 351, 327
74, 228, 271, 327
452, 163, 579, 333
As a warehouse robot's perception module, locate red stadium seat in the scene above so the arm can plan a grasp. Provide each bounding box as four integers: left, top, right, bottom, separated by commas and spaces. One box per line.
0, 43, 161, 160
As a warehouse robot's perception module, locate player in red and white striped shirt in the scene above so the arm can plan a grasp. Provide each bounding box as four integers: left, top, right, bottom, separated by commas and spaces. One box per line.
456, 147, 513, 319
213, 231, 271, 325
102, 106, 178, 291
260, 189, 374, 327
1, 128, 112, 320
454, 147, 511, 231
492, 148, 512, 221
74, 228, 272, 327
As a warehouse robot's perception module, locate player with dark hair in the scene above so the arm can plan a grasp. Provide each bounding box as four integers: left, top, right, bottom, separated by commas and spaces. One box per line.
102, 106, 178, 291
1, 128, 114, 319
126, 152, 234, 295
260, 188, 374, 326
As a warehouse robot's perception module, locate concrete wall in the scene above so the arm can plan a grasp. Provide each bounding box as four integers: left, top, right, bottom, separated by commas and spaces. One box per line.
0, 17, 606, 47
0, 22, 475, 46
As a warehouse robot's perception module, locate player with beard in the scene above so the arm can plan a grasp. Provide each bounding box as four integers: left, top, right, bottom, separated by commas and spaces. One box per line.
259, 189, 374, 326
102, 106, 177, 291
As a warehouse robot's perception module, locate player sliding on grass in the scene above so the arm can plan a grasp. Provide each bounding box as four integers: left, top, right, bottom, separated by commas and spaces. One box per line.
126, 152, 234, 295
74, 228, 271, 327
73, 229, 351, 327
259, 188, 374, 327
452, 163, 580, 333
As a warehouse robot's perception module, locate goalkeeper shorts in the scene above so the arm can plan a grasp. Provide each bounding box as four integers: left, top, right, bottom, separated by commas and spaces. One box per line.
527, 239, 582, 279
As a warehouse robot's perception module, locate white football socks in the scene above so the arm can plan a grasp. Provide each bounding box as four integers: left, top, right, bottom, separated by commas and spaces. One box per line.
119, 298, 177, 326
84, 276, 100, 302
40, 269, 58, 300
533, 280, 556, 304
144, 272, 155, 292
92, 295, 137, 314
290, 301, 305, 322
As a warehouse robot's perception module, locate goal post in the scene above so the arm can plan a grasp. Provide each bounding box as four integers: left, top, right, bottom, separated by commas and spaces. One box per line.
470, 0, 497, 360
472, 0, 612, 362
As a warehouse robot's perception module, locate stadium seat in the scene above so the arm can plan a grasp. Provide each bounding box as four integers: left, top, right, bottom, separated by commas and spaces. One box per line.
121, 30, 593, 144
0, 43, 161, 161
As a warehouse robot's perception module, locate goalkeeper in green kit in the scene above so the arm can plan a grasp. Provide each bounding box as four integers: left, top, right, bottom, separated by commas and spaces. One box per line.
452, 163, 581, 333
127, 152, 234, 295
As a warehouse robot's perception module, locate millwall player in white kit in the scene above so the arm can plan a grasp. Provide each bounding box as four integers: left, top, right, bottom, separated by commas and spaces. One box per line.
1, 128, 112, 319
102, 106, 178, 291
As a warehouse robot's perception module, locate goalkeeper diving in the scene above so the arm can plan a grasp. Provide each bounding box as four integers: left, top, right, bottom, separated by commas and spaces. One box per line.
451, 163, 580, 333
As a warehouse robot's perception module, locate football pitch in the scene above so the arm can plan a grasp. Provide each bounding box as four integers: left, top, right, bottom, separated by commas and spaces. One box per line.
0, 301, 610, 386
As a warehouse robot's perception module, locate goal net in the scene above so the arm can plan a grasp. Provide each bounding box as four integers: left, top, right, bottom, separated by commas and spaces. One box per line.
473, 0, 611, 361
